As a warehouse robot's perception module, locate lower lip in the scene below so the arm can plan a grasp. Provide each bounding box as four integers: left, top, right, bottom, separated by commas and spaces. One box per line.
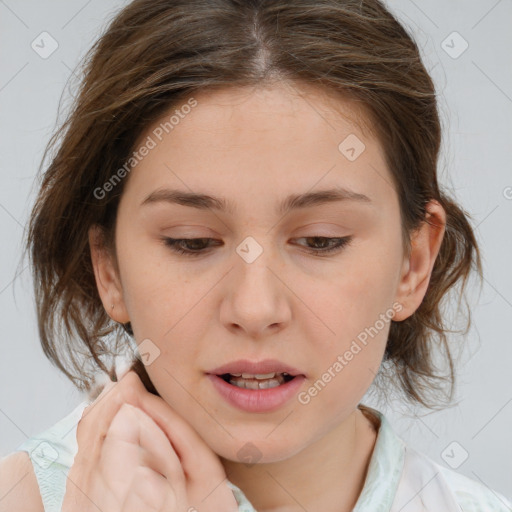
207, 374, 306, 413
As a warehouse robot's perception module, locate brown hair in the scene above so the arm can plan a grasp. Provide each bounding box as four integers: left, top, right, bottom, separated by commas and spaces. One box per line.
22, 0, 483, 409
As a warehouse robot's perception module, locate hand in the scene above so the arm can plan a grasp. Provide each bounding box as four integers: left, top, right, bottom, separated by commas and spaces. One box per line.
62, 370, 239, 512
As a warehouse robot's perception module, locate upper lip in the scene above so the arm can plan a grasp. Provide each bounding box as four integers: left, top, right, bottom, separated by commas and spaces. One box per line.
207, 359, 305, 377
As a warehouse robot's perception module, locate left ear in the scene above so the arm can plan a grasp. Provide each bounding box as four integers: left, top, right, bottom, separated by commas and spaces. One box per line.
393, 199, 446, 322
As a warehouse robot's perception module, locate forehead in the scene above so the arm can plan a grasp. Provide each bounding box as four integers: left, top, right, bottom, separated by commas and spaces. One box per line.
121, 81, 394, 214
181, 81, 377, 142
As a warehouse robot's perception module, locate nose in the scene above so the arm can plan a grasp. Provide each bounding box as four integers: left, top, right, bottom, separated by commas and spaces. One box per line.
219, 239, 291, 339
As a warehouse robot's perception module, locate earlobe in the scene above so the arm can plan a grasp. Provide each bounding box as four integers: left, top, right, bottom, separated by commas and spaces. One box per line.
393, 200, 446, 322
88, 225, 130, 324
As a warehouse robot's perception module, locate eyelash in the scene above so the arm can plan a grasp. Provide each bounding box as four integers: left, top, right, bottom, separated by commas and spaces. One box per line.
162, 236, 353, 258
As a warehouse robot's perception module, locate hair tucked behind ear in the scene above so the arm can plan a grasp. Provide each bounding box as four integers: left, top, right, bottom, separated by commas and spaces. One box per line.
23, 0, 483, 408
380, 195, 482, 409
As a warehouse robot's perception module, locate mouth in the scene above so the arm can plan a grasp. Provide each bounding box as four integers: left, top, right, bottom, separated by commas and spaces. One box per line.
207, 358, 306, 388
206, 359, 306, 412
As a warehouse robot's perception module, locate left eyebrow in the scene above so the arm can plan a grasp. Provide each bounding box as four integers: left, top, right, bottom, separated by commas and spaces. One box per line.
140, 186, 373, 217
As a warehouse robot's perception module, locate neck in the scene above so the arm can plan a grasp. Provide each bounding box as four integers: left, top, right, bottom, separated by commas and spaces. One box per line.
220, 405, 379, 512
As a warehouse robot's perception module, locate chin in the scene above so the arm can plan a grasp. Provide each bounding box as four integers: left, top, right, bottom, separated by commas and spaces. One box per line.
214, 435, 305, 466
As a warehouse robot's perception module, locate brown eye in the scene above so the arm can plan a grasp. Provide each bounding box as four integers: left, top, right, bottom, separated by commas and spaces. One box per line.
294, 236, 353, 256
162, 237, 219, 256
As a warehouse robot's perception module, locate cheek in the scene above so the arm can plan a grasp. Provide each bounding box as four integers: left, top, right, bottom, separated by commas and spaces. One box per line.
299, 304, 390, 418
115, 233, 197, 328
299, 237, 400, 381
307, 248, 400, 337
340, 226, 403, 311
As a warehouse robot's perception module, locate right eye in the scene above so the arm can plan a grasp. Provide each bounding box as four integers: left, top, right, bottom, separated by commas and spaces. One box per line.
162, 238, 220, 257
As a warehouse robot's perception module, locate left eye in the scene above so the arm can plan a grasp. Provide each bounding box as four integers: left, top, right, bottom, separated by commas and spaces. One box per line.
162, 236, 353, 257
295, 236, 353, 255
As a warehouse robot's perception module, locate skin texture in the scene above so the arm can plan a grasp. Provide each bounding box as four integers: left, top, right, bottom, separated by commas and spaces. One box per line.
89, 81, 446, 511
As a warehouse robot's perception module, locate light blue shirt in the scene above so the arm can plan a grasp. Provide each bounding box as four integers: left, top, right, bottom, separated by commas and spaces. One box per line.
14, 400, 512, 511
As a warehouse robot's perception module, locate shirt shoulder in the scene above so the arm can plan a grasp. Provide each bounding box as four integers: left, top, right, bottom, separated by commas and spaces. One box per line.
390, 443, 512, 512
12, 400, 91, 512
438, 464, 512, 512
371, 409, 512, 512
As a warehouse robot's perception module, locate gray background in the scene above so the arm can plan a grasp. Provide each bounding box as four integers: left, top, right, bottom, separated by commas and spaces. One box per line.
1, 0, 511, 502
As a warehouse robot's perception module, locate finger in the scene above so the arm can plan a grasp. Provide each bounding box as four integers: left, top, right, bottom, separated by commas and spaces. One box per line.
121, 466, 177, 512
102, 403, 186, 492
105, 413, 237, 512
75, 371, 150, 466
133, 388, 228, 485
130, 386, 240, 511
79, 370, 227, 494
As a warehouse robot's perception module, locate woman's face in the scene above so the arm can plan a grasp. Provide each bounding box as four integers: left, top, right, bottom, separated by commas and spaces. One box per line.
91, 82, 427, 463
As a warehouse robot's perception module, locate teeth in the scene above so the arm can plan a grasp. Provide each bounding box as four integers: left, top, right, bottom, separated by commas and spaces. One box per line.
225, 372, 293, 389
230, 377, 283, 389
220, 372, 295, 389
229, 372, 291, 379
241, 372, 277, 379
